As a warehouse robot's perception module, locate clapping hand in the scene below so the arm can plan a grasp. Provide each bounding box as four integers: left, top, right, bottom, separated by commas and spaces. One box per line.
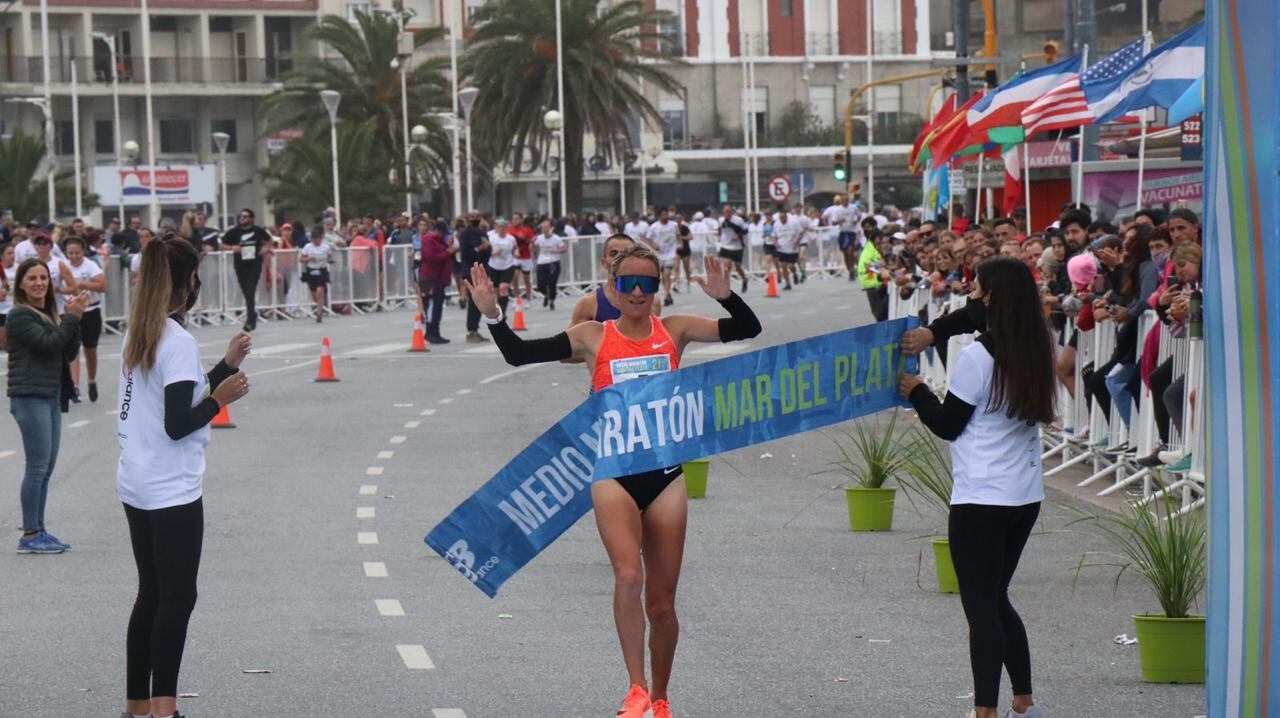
224, 331, 252, 369
692, 255, 731, 300
63, 291, 90, 318
464, 262, 500, 318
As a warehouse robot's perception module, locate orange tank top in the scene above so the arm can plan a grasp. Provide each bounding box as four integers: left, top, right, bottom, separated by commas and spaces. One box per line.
591, 317, 680, 392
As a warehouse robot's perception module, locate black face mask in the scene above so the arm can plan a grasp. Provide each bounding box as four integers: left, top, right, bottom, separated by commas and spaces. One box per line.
185, 276, 202, 312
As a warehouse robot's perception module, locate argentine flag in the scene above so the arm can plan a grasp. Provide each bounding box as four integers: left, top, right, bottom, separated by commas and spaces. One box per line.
1085, 21, 1205, 125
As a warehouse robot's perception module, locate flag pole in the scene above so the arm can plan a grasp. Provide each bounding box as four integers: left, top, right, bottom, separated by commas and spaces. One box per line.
1074, 44, 1091, 209
1023, 142, 1032, 231
1134, 28, 1153, 213
975, 154, 984, 223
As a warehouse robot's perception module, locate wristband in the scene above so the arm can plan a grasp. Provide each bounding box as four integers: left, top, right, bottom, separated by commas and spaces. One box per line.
482, 308, 506, 325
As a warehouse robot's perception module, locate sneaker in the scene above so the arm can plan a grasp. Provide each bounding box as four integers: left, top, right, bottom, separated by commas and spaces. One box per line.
615, 684, 650, 718
426, 334, 451, 345
1158, 450, 1187, 465
315, 314, 323, 323
88, 382, 99, 403
663, 295, 674, 307
1164, 454, 1193, 473
42, 531, 70, 551
652, 698, 673, 718
1137, 445, 1167, 468
783, 284, 792, 290
1005, 706, 1046, 718
70, 387, 82, 404
17, 533, 65, 554
740, 277, 748, 293
465, 332, 489, 344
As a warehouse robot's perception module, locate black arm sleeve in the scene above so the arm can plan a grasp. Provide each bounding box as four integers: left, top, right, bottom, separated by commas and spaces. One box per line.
908, 384, 977, 442
488, 320, 574, 366
206, 359, 236, 391
716, 292, 762, 343
926, 298, 987, 346
164, 381, 222, 441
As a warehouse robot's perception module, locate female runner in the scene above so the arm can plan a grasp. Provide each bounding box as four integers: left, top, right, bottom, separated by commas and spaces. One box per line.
466, 248, 761, 718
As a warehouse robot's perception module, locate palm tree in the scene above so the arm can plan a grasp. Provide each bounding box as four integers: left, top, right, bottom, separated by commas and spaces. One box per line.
0, 131, 97, 222
261, 10, 454, 203
464, 0, 683, 213
261, 119, 405, 219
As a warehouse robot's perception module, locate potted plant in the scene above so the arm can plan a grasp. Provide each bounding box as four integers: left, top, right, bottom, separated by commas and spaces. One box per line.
1072, 500, 1206, 683
825, 411, 918, 532
682, 458, 711, 499
897, 428, 958, 593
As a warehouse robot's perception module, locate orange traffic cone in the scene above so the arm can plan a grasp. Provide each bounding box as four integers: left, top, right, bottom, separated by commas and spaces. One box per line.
211, 403, 236, 429
314, 337, 340, 382
408, 314, 429, 353
511, 296, 528, 331
765, 270, 780, 299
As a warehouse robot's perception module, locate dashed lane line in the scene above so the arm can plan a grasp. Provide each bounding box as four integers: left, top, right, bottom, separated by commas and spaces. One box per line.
456, 388, 472, 396
419, 409, 436, 417
253, 342, 312, 356
377, 450, 394, 459
366, 466, 384, 476
437, 398, 454, 405
67, 420, 91, 429
393, 403, 414, 408
396, 645, 435, 670
246, 358, 320, 378
364, 562, 388, 578
433, 710, 468, 718
403, 420, 421, 428
390, 436, 407, 444
376, 599, 405, 617
461, 344, 500, 355
359, 484, 378, 495
343, 343, 407, 356
479, 363, 545, 385
0, 451, 15, 460
357, 532, 378, 545
357, 507, 376, 519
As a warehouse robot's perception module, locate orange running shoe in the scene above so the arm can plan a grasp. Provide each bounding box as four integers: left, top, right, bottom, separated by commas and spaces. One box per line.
652, 698, 673, 718
615, 684, 651, 718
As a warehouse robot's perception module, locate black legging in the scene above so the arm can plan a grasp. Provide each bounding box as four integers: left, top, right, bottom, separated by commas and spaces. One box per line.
124, 498, 203, 701
1149, 357, 1174, 444
422, 278, 447, 337
949, 502, 1040, 709
236, 265, 262, 330
536, 261, 561, 300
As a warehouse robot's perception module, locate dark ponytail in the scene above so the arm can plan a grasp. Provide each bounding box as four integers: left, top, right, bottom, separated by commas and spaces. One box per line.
976, 256, 1056, 425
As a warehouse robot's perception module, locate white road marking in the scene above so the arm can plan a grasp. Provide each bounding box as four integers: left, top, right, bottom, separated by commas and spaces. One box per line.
420, 409, 436, 417
456, 388, 472, 396
105, 410, 117, 416
366, 466, 384, 476
462, 344, 500, 355
254, 342, 312, 356
376, 599, 405, 617
688, 342, 753, 356
68, 420, 91, 429
437, 398, 453, 405
433, 710, 468, 718
390, 436, 407, 444
0, 451, 15, 460
359, 485, 378, 495
396, 644, 435, 669
357, 507, 376, 519
479, 363, 546, 385
246, 358, 319, 378
403, 420, 421, 428
393, 403, 414, 407
357, 532, 378, 545
377, 450, 394, 459
364, 561, 388, 578
835, 304, 850, 310
344, 343, 405, 356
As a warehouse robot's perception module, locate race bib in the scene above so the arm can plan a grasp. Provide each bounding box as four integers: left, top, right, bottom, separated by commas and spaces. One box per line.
308, 267, 322, 276
240, 244, 257, 261
609, 354, 672, 384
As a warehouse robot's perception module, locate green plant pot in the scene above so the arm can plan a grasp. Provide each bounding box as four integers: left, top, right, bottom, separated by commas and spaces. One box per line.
1133, 614, 1206, 684
682, 459, 710, 499
845, 486, 896, 531
931, 538, 959, 594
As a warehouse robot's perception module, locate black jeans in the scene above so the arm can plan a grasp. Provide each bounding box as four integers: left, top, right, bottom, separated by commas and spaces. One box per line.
422, 278, 447, 337
536, 262, 561, 300
864, 285, 889, 322
949, 502, 1040, 709
1149, 357, 1174, 444
1084, 359, 1115, 421
124, 498, 203, 700
236, 264, 262, 329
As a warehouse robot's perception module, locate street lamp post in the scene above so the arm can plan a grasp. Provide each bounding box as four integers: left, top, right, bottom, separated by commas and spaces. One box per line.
392, 56, 413, 215
122, 139, 139, 225
458, 86, 479, 211
140, 0, 159, 227
6, 97, 56, 221
71, 62, 83, 218
320, 90, 342, 226
552, 0, 567, 216
93, 33, 124, 225
448, 2, 463, 217
543, 110, 563, 217
212, 131, 230, 231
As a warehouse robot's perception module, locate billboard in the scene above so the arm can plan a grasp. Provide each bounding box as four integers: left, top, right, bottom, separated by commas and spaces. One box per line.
92, 165, 217, 206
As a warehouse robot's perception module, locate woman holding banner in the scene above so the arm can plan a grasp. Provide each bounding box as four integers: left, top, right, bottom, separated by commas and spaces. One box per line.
465, 247, 760, 718
899, 256, 1055, 718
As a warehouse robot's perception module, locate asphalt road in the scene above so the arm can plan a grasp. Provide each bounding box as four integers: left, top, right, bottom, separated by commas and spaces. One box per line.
0, 277, 1205, 717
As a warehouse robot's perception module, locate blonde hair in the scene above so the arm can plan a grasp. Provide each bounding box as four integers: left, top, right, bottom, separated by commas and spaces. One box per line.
608, 244, 659, 277
179, 211, 196, 238
123, 236, 201, 373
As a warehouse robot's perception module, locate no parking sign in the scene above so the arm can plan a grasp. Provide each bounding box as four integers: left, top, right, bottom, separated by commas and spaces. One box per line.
767, 175, 792, 203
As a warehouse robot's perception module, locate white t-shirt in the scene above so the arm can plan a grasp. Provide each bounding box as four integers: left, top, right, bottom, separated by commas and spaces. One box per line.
130, 253, 142, 274
534, 234, 565, 264
67, 258, 105, 310
487, 231, 517, 270
117, 319, 210, 510
15, 239, 65, 264
594, 221, 613, 237
946, 340, 1044, 507
0, 263, 16, 314
773, 218, 804, 254
719, 215, 747, 250
624, 220, 649, 242
821, 204, 845, 227
646, 221, 679, 261
300, 242, 333, 271
44, 256, 73, 314
562, 225, 578, 238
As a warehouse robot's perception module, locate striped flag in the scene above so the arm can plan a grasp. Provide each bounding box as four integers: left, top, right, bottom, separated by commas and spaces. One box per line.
1020, 38, 1146, 136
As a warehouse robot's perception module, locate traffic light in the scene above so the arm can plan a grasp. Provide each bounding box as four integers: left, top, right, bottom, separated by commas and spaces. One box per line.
833, 151, 848, 181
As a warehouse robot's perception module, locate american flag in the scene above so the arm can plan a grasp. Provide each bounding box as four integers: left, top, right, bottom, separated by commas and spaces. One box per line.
1021, 38, 1146, 136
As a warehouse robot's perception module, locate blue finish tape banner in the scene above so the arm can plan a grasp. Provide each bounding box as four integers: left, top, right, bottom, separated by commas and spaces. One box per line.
425, 318, 918, 597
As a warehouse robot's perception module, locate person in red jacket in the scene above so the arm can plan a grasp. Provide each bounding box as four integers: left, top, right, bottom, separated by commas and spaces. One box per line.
509, 212, 536, 302
419, 220, 457, 343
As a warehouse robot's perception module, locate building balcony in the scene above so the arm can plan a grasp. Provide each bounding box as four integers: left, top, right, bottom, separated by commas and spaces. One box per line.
0, 55, 292, 87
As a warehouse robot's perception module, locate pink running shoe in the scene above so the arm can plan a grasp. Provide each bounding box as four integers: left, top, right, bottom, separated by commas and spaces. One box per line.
615, 684, 651, 718
652, 698, 673, 718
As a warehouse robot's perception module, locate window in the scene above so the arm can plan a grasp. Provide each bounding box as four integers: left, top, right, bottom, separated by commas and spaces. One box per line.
659, 98, 686, 149
780, 0, 793, 17
873, 85, 903, 135
95, 119, 114, 154
807, 86, 836, 127
746, 87, 768, 146
55, 121, 74, 156
150, 16, 178, 32
210, 119, 238, 153
209, 17, 233, 32
159, 119, 195, 154
345, 2, 371, 21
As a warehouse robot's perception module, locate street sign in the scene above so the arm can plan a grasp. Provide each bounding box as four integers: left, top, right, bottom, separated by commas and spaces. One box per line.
767, 175, 792, 203
790, 171, 815, 194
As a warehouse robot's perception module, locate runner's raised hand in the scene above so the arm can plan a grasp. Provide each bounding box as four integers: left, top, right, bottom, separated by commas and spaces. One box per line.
692, 254, 731, 300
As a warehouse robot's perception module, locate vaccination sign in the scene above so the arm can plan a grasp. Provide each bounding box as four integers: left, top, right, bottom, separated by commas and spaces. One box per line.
425, 318, 917, 597
92, 165, 216, 206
